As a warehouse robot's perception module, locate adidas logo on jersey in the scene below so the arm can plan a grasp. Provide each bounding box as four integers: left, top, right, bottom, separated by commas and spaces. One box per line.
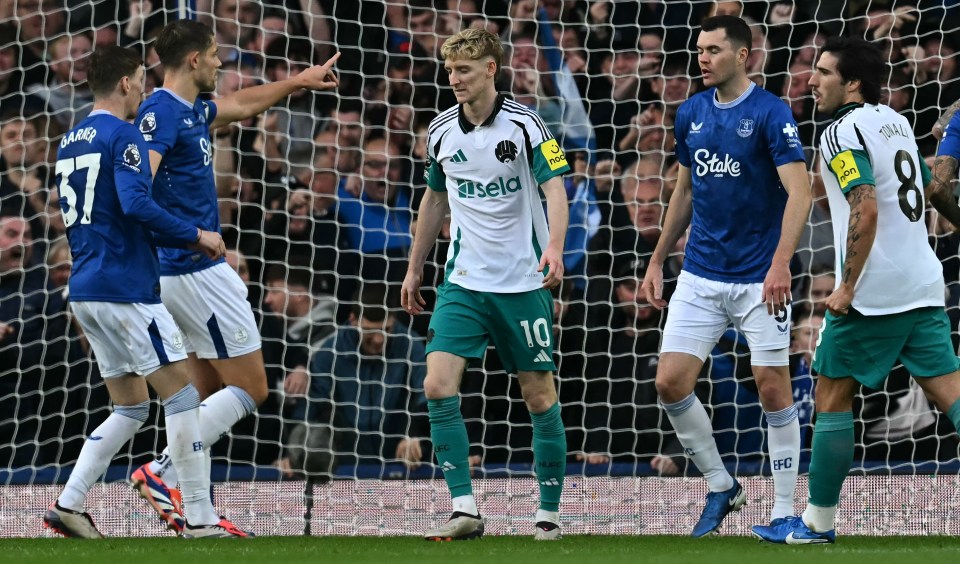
441, 461, 457, 472
451, 149, 468, 163
539, 478, 560, 486
534, 350, 552, 363
456, 176, 523, 199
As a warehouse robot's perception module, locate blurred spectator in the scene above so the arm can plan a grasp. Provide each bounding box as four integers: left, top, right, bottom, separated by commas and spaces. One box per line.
580, 256, 682, 471
0, 23, 48, 117
281, 283, 428, 477
0, 197, 71, 466
28, 34, 94, 129
789, 311, 820, 455
782, 60, 815, 144
338, 136, 413, 283
262, 263, 337, 410
806, 263, 835, 317
13, 0, 65, 86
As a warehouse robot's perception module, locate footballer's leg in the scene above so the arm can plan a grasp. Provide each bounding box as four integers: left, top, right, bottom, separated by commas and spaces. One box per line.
752, 362, 800, 524
422, 351, 484, 541
518, 371, 565, 541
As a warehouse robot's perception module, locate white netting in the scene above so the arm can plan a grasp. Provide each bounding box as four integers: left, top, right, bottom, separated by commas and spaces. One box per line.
2, 0, 960, 536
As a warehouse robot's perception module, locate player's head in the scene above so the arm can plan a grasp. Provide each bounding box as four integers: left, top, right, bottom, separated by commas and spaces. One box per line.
0, 196, 32, 274
809, 37, 885, 114
155, 19, 220, 92
264, 263, 314, 318
696, 15, 752, 88
440, 28, 503, 105
351, 283, 394, 356
87, 45, 145, 120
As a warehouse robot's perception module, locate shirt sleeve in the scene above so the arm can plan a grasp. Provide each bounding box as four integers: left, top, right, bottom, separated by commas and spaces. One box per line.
424, 128, 447, 192
135, 102, 177, 156
527, 110, 570, 184
202, 98, 219, 125
823, 120, 875, 194
674, 103, 691, 167
937, 113, 960, 160
113, 126, 198, 246
764, 99, 806, 166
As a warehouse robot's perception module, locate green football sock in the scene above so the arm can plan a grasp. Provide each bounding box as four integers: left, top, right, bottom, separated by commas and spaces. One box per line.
807, 411, 854, 508
427, 396, 473, 499
947, 398, 960, 434
531, 402, 566, 513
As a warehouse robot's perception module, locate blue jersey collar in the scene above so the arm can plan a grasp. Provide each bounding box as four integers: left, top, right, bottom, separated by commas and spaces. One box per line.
713, 81, 756, 110
155, 87, 195, 109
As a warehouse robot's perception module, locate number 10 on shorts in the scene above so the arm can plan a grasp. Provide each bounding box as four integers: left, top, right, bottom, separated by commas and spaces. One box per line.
520, 318, 550, 348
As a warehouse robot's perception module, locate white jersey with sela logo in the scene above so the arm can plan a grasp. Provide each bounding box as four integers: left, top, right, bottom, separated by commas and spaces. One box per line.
424, 95, 570, 293
819, 102, 943, 315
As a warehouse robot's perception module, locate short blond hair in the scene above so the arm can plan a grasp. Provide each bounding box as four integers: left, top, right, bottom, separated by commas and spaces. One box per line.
440, 28, 503, 78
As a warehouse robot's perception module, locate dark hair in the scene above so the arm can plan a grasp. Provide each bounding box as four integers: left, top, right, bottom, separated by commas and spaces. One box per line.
351, 283, 390, 323
820, 37, 885, 105
87, 45, 142, 98
265, 263, 315, 293
265, 36, 314, 70
700, 15, 752, 53
154, 20, 215, 69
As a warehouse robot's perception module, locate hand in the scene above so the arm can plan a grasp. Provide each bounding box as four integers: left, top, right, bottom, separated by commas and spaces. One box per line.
124, 0, 153, 37
401, 269, 427, 314
588, 1, 610, 23
824, 285, 855, 316
901, 44, 927, 82
538, 244, 564, 289
768, 2, 794, 25
395, 438, 423, 468
275, 456, 295, 478
651, 455, 680, 475
869, 6, 917, 39
762, 260, 792, 316
342, 173, 361, 197
469, 454, 482, 476
192, 229, 225, 260
593, 159, 621, 193
640, 260, 667, 309
575, 452, 610, 464
0, 321, 12, 343
283, 367, 309, 397
296, 52, 341, 91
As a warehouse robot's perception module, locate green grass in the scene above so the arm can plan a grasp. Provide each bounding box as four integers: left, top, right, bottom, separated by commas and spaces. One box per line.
2, 536, 960, 564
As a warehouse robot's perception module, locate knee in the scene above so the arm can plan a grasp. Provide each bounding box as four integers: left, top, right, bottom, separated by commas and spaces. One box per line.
655, 373, 690, 404
523, 387, 557, 414
423, 373, 454, 400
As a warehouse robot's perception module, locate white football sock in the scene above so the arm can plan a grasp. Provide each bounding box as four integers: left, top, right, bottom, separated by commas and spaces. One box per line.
155, 385, 256, 488
535, 509, 560, 525
663, 393, 734, 493
452, 494, 478, 516
163, 385, 219, 526
58, 403, 148, 512
802, 503, 837, 532
766, 405, 800, 520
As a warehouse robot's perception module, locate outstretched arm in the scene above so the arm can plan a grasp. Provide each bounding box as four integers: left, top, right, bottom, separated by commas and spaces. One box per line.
210, 52, 340, 129
765, 161, 813, 315
933, 99, 960, 140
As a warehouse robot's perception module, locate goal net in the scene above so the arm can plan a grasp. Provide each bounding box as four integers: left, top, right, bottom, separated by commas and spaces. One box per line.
2, 0, 960, 537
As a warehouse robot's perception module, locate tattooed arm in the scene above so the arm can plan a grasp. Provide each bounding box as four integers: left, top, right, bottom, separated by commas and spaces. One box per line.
824, 184, 878, 315
933, 99, 960, 140
928, 155, 960, 229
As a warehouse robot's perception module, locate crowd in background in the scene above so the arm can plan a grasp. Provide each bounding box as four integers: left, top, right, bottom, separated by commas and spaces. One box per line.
2, 0, 960, 478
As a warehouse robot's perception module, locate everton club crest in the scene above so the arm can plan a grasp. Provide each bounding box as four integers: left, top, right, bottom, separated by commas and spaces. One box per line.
737, 118, 754, 138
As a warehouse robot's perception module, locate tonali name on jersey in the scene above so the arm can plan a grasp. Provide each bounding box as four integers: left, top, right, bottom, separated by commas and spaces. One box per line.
424, 95, 570, 293
674, 82, 806, 283
819, 103, 943, 315
135, 88, 224, 277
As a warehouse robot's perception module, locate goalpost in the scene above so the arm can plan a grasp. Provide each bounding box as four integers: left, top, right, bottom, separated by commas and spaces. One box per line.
2, 0, 960, 537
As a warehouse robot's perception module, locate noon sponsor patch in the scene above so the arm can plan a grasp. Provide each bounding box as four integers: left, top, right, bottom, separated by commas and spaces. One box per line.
539, 138, 568, 171
830, 150, 861, 189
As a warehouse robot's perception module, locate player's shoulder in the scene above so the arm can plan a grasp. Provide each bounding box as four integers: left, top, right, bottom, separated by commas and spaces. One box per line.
427, 105, 459, 137
677, 89, 714, 115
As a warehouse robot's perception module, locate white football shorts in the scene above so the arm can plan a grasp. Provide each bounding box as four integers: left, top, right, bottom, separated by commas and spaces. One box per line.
71, 301, 187, 378
661, 271, 790, 365
160, 262, 261, 359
